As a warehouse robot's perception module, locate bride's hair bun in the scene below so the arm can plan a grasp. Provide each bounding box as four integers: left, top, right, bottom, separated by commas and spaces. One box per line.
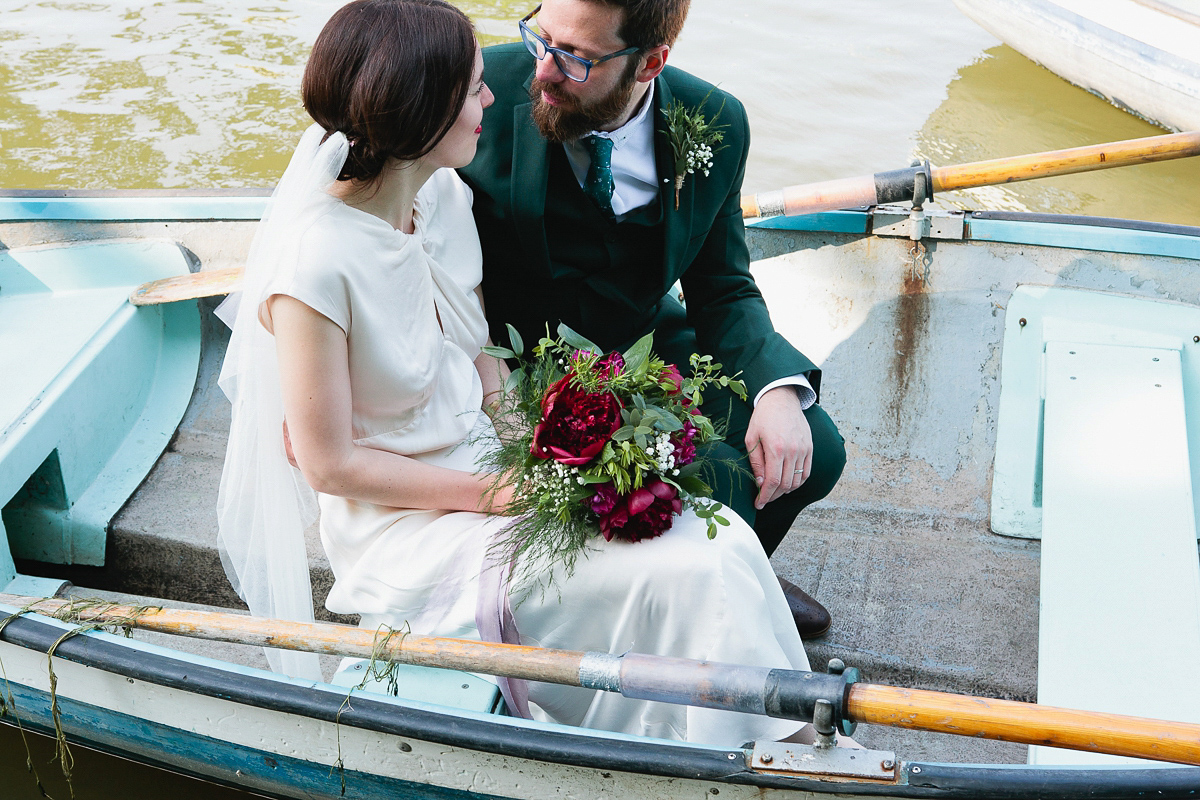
303, 0, 475, 183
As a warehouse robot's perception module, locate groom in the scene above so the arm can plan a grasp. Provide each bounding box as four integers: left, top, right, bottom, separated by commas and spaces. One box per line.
459, 0, 845, 637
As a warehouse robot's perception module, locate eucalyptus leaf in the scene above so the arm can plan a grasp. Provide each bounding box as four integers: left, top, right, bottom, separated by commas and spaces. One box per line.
714, 515, 729, 526
505, 323, 524, 357
676, 461, 703, 479
557, 323, 601, 354
612, 426, 634, 442
482, 345, 516, 360
621, 332, 654, 373
675, 474, 711, 496
646, 407, 683, 431
504, 366, 525, 393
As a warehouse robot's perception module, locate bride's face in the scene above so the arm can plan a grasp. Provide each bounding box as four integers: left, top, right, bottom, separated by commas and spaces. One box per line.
426, 44, 492, 169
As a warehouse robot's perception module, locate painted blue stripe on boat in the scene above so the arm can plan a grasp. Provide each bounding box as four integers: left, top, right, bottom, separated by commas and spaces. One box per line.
0, 680, 511, 800
0, 196, 268, 221
965, 217, 1200, 261
748, 210, 871, 234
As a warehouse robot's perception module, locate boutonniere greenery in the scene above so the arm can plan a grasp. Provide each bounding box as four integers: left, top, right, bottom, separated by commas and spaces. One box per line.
663, 93, 727, 210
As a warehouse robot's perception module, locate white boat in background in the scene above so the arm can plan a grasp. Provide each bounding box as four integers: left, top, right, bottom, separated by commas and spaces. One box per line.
952, 0, 1200, 132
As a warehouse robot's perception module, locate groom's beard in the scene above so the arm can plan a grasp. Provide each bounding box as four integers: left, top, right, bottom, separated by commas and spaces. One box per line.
530, 62, 641, 144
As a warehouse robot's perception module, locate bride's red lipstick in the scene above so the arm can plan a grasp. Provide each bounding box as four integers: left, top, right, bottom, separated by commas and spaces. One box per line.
475, 125, 483, 134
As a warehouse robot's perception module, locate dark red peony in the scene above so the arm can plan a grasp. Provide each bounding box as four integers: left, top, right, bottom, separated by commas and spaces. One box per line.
530, 374, 623, 466
594, 479, 682, 543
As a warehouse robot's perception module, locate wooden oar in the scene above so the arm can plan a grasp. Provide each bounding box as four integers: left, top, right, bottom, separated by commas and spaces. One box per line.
129, 266, 242, 306
127, 130, 1200, 307
3, 593, 1199, 766
741, 129, 1200, 218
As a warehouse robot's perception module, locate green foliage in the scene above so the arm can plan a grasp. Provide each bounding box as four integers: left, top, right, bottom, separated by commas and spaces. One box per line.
478, 328, 751, 590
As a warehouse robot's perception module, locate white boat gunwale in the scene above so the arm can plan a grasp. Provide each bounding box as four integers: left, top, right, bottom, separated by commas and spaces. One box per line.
5, 606, 1200, 799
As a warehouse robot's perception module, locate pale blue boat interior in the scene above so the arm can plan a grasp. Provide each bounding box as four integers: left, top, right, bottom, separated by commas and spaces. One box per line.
0, 239, 201, 592
3, 197, 1200, 782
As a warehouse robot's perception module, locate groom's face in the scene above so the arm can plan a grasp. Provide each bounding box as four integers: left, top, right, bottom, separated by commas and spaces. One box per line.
528, 0, 643, 143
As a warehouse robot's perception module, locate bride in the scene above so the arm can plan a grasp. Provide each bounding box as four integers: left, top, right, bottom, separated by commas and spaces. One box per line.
218, 0, 811, 746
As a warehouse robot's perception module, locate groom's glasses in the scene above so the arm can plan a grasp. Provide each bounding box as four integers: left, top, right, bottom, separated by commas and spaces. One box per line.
519, 5, 640, 83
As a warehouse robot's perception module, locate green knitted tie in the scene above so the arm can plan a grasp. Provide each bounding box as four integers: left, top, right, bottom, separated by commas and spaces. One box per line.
582, 134, 615, 216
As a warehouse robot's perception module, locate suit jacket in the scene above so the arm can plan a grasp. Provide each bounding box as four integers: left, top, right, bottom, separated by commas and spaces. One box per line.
458, 43, 820, 401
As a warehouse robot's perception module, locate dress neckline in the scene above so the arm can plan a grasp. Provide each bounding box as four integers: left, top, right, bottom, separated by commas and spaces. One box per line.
329, 193, 424, 237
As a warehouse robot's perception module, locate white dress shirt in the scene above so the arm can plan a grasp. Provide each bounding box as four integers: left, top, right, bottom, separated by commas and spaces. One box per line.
563, 84, 816, 410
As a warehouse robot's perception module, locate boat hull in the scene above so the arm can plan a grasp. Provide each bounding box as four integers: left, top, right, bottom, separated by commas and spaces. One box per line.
4, 192, 1200, 794
952, 0, 1200, 131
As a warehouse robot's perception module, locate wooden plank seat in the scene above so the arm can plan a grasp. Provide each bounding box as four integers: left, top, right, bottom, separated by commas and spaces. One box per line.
1031, 340, 1200, 765
0, 240, 201, 591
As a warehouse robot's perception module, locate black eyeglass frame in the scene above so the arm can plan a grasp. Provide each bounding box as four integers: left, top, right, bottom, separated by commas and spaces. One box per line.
519, 4, 641, 83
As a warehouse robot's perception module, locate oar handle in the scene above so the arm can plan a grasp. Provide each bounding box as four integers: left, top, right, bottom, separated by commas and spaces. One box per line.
933, 130, 1200, 192
742, 130, 1200, 219
849, 683, 1200, 765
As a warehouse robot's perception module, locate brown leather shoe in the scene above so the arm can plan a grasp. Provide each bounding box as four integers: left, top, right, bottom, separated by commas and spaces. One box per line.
777, 576, 831, 638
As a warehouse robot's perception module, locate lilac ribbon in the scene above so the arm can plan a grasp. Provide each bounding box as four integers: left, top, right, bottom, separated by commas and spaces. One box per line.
475, 539, 531, 718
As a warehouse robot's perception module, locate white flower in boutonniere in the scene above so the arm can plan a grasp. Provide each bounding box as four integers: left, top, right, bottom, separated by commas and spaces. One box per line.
663, 93, 727, 211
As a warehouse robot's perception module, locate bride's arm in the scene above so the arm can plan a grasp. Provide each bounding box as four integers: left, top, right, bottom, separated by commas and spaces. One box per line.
269, 294, 512, 512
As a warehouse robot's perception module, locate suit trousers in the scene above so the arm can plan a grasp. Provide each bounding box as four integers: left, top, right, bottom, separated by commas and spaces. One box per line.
698, 385, 845, 557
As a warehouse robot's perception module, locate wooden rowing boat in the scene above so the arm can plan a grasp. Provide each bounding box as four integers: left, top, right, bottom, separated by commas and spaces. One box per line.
952, 0, 1200, 131
2, 187, 1200, 796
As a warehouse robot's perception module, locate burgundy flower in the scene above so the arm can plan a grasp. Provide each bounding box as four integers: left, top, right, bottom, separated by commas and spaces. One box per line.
660, 363, 684, 395
595, 479, 682, 543
589, 484, 620, 516
596, 351, 625, 379
530, 374, 623, 466
672, 418, 698, 466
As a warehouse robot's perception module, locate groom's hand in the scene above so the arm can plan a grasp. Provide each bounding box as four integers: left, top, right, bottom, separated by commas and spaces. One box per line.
746, 387, 813, 510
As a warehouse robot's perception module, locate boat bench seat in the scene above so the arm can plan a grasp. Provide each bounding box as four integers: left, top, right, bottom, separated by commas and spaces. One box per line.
0, 240, 200, 592
1032, 339, 1200, 765
331, 658, 504, 715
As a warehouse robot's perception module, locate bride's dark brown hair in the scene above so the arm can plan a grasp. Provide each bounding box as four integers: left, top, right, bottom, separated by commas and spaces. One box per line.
302, 0, 476, 182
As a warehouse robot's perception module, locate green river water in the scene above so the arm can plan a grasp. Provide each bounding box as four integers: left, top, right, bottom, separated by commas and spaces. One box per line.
0, 0, 1198, 796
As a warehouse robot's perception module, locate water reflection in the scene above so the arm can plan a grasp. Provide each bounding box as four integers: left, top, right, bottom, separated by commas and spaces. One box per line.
0, 0, 1195, 224
919, 45, 1200, 225
0, 0, 524, 188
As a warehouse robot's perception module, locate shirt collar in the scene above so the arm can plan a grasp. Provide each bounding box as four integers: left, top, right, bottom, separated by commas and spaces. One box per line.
584, 81, 656, 151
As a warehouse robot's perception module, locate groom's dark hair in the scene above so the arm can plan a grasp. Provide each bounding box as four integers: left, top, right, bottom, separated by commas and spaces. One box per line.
596, 0, 691, 51
303, 0, 476, 182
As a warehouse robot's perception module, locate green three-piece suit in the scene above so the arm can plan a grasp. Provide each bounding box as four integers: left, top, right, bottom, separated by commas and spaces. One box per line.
459, 44, 844, 553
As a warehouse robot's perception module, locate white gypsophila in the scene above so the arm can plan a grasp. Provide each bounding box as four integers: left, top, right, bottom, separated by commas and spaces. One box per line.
529, 460, 577, 508
685, 143, 714, 177
645, 431, 676, 473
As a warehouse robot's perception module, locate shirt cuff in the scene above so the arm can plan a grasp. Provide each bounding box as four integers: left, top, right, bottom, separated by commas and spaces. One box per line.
754, 374, 816, 410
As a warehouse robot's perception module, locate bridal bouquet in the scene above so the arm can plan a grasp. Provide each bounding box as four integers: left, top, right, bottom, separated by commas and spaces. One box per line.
481, 323, 747, 576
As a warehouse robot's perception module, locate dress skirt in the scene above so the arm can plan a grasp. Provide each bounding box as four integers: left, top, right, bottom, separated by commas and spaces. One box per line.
318, 424, 810, 747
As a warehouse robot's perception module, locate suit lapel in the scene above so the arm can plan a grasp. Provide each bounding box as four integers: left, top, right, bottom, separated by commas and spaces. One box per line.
512, 87, 552, 275
654, 75, 694, 280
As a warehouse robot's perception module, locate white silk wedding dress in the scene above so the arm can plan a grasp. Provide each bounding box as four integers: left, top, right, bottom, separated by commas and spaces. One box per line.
269, 165, 810, 747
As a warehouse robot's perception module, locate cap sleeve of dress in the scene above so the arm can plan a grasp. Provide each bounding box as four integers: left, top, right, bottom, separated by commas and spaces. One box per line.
262, 207, 353, 336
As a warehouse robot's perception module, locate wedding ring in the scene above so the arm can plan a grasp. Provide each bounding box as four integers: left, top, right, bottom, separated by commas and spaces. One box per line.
793, 469, 804, 475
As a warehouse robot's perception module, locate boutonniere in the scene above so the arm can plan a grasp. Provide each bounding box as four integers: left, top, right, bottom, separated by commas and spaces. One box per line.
663, 93, 727, 210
